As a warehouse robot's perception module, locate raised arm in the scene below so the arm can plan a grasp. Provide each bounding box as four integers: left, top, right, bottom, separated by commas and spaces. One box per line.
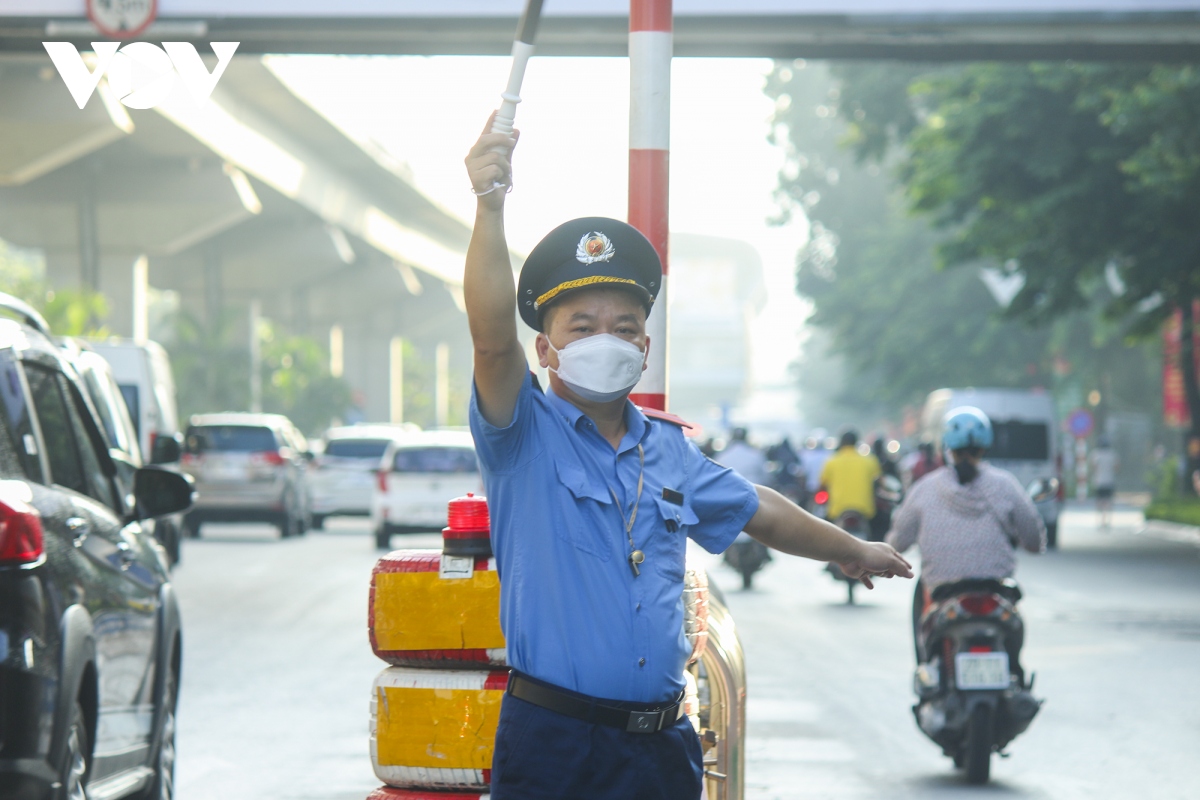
464, 114, 528, 427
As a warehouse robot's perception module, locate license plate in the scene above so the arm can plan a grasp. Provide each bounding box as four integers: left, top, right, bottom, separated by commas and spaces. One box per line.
955, 652, 1010, 690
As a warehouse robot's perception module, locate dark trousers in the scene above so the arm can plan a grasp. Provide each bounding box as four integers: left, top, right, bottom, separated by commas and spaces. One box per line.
490, 693, 703, 800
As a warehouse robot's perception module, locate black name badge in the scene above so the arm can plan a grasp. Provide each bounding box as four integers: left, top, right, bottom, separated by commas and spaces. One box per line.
662, 487, 684, 506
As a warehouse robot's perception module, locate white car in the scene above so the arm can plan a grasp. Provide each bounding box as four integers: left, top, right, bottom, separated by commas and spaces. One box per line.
88, 338, 181, 464
308, 424, 416, 528
371, 430, 481, 549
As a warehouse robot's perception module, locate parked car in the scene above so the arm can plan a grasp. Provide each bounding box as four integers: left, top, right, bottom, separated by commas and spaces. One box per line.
62, 339, 185, 565
308, 424, 417, 529
181, 412, 312, 538
0, 292, 193, 800
371, 430, 481, 549
88, 338, 181, 465
920, 388, 1063, 546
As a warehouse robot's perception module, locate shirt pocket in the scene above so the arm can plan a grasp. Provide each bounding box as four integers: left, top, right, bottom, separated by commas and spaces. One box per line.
650, 495, 699, 579
553, 457, 614, 561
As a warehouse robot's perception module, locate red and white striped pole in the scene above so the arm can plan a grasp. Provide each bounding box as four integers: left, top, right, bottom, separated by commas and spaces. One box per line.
627, 0, 671, 412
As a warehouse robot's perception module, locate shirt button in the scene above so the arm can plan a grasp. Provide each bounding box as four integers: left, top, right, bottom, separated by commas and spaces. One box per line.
639, 658, 646, 667
636, 603, 641, 611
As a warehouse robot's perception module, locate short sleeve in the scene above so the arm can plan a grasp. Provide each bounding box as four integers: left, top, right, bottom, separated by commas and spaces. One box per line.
469, 371, 539, 474
685, 441, 760, 554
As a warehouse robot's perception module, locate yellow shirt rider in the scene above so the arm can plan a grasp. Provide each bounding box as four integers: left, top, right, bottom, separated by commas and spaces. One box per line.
819, 430, 882, 520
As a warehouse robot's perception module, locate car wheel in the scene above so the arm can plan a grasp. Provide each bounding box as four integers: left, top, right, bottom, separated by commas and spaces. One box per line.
375, 524, 391, 550
58, 701, 89, 800
311, 514, 326, 531
141, 666, 178, 800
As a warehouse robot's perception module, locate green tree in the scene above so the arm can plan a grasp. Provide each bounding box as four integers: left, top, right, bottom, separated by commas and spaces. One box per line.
166, 310, 352, 434
896, 63, 1199, 431
394, 339, 469, 430
166, 309, 250, 421
766, 62, 1163, 430
1, 241, 110, 336
259, 321, 352, 434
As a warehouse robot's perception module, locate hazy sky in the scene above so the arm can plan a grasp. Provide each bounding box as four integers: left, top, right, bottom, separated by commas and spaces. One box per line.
266, 55, 809, 392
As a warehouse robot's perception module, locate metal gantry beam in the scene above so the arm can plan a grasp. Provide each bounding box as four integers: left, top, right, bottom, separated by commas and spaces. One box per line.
6, 2, 1200, 59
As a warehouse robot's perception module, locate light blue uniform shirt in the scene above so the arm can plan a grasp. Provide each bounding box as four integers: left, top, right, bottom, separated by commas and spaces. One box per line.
470, 372, 760, 704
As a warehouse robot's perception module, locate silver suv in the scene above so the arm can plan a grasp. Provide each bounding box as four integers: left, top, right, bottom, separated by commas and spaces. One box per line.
181, 412, 311, 538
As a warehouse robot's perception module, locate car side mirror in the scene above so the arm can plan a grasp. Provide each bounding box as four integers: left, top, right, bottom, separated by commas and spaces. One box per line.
1027, 477, 1059, 504
150, 432, 183, 464
134, 467, 195, 519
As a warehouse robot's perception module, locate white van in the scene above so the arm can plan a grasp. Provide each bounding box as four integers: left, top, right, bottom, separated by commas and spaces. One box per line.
89, 338, 181, 463
921, 388, 1062, 547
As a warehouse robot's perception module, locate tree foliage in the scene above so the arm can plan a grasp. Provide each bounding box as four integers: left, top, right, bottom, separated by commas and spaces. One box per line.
897, 64, 1200, 332
882, 63, 1198, 430
1, 242, 110, 337
766, 61, 1167, 431
165, 310, 352, 434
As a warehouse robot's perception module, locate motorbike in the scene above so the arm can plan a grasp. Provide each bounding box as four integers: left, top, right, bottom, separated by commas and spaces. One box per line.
724, 532, 772, 589
908, 477, 1058, 784
824, 509, 869, 604
910, 578, 1040, 784
764, 457, 807, 507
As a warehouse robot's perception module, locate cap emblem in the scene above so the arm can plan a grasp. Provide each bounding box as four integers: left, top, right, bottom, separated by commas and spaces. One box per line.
576, 231, 615, 265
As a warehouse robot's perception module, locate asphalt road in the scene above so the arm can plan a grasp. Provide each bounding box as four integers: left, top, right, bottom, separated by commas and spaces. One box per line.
169, 506, 1200, 800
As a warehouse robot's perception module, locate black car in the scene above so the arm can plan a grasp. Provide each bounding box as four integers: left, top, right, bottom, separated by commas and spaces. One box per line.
60, 339, 185, 567
0, 295, 193, 800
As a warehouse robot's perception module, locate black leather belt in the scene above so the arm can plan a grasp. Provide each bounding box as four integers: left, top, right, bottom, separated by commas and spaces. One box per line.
507, 672, 684, 734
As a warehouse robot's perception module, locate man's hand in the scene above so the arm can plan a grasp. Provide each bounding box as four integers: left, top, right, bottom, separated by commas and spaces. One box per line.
835, 541, 914, 589
465, 112, 519, 211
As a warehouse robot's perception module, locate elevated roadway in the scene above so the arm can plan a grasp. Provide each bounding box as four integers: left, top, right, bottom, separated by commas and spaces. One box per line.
0, 55, 489, 423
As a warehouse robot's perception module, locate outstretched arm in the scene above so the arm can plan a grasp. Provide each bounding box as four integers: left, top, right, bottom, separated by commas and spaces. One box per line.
464, 114, 527, 427
745, 486, 913, 589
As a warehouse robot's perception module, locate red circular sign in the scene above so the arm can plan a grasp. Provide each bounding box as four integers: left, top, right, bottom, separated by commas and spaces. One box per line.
87, 0, 158, 40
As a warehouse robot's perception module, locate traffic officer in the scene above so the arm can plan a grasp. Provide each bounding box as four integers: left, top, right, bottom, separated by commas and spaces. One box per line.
464, 115, 913, 800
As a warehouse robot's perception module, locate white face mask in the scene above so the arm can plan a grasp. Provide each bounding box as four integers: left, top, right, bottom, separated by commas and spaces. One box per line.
547, 333, 646, 403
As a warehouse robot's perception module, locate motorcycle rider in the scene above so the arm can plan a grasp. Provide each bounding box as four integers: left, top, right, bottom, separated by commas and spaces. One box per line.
717, 428, 772, 587
870, 436, 901, 542
717, 427, 767, 484
818, 429, 881, 526
886, 407, 1045, 679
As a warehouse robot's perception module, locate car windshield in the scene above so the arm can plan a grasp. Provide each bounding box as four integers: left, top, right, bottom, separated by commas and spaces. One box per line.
989, 420, 1050, 461
393, 446, 478, 474
324, 439, 391, 459
188, 425, 277, 453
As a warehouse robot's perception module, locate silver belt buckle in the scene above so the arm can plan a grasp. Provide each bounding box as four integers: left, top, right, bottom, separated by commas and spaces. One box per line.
626, 710, 662, 733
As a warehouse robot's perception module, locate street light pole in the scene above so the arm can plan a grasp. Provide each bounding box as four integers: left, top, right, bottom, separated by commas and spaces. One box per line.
628, 0, 671, 412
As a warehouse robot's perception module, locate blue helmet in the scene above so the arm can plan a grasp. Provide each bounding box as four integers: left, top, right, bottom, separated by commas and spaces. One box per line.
942, 406, 994, 451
